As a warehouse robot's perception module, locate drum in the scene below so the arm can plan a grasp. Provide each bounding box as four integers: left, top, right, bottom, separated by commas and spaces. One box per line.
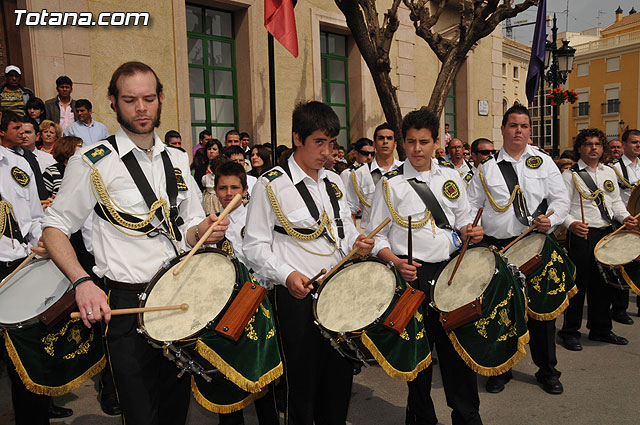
313, 257, 431, 381
594, 230, 640, 295
504, 233, 577, 320
1, 259, 105, 395
432, 246, 529, 376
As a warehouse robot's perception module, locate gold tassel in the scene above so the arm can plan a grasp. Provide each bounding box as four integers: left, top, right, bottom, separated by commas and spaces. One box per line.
360, 333, 431, 382
191, 377, 266, 413
527, 283, 579, 321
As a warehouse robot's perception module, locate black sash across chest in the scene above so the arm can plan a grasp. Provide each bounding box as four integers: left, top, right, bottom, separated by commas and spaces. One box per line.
570, 163, 613, 226
496, 159, 548, 226
0, 190, 26, 244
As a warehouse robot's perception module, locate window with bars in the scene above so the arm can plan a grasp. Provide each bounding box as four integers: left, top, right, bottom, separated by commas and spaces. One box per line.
444, 80, 456, 140
320, 31, 350, 148
186, 4, 238, 145
529, 91, 552, 148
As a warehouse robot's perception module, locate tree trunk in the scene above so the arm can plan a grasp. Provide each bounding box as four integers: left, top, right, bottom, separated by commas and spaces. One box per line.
426, 48, 466, 119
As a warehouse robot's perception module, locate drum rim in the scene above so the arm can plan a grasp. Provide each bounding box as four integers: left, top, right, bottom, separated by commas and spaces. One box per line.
594, 229, 640, 267
430, 244, 498, 312
312, 256, 398, 335
137, 247, 240, 344
0, 258, 71, 328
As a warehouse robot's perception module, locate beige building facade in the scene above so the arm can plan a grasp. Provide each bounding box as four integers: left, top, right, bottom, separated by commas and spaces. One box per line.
4, 0, 509, 152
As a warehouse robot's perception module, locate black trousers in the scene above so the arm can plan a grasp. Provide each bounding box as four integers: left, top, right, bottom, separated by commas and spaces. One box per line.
105, 288, 191, 425
406, 261, 482, 425
1, 258, 51, 425
611, 287, 629, 314
483, 235, 560, 379
274, 285, 353, 425
218, 383, 280, 425
559, 228, 614, 338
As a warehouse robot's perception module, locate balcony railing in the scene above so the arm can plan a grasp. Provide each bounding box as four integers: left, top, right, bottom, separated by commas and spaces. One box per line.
575, 29, 640, 54
573, 102, 590, 117
601, 99, 620, 115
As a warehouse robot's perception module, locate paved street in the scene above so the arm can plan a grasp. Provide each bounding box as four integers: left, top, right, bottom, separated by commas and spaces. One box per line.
2, 298, 640, 425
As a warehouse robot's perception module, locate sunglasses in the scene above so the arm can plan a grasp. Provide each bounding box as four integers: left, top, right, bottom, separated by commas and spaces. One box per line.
358, 150, 375, 157
473, 149, 496, 155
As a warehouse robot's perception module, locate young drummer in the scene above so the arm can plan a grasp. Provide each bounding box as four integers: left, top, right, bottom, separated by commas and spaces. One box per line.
242, 101, 373, 425
366, 109, 483, 425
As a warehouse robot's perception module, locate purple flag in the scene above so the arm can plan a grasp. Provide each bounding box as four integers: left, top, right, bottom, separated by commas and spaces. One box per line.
526, 0, 547, 104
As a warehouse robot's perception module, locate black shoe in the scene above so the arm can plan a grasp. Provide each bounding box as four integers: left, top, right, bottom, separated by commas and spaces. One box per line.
48, 403, 73, 419
560, 335, 583, 351
486, 372, 512, 394
588, 331, 629, 345
535, 372, 563, 395
99, 390, 122, 416
612, 311, 634, 325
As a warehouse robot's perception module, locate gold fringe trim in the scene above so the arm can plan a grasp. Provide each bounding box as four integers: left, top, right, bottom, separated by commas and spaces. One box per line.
361, 332, 431, 382
195, 340, 282, 393
526, 283, 579, 321
447, 330, 530, 377
191, 376, 265, 413
4, 333, 106, 396
620, 267, 640, 296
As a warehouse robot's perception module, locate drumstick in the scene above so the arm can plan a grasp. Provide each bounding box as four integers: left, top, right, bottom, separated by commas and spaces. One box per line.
0, 252, 36, 291
579, 196, 587, 240
447, 208, 483, 286
407, 215, 413, 269
499, 210, 555, 254
607, 211, 640, 239
303, 268, 327, 288
70, 303, 189, 319
173, 193, 242, 276
317, 217, 391, 286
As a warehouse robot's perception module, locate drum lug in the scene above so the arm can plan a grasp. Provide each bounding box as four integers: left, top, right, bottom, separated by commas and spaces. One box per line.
311, 292, 318, 300
138, 292, 147, 301
136, 327, 144, 334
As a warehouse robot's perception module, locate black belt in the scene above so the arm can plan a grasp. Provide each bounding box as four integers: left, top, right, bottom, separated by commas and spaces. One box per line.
0, 257, 27, 270
274, 225, 315, 236
103, 277, 147, 292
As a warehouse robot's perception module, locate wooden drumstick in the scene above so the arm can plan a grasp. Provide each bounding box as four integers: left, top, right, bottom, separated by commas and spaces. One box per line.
579, 195, 587, 240
303, 268, 327, 288
607, 211, 640, 239
0, 252, 36, 291
173, 193, 242, 276
70, 303, 189, 319
317, 217, 391, 286
499, 210, 555, 254
447, 208, 483, 286
407, 215, 413, 268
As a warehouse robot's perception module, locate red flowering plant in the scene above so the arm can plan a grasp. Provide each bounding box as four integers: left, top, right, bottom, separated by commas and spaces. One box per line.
547, 88, 579, 106
566, 89, 579, 104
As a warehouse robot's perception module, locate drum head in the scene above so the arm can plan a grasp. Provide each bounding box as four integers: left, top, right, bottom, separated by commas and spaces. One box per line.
315, 259, 396, 333
141, 250, 237, 343
0, 259, 69, 326
433, 247, 495, 312
595, 230, 640, 266
504, 233, 546, 268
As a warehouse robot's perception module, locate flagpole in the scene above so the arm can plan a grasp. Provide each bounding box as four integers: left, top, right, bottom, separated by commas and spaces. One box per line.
268, 33, 278, 168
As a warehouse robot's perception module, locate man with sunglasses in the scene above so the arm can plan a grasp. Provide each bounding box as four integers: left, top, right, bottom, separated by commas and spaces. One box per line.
470, 138, 495, 168
344, 125, 402, 227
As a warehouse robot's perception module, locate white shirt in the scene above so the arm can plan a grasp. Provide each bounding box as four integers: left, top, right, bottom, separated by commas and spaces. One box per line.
42, 128, 205, 283
562, 159, 629, 229
368, 159, 473, 263
0, 146, 42, 261
343, 157, 403, 228
611, 154, 640, 206
467, 145, 569, 239
446, 155, 472, 178
59, 99, 75, 130
33, 149, 56, 172
226, 204, 248, 266
243, 154, 361, 287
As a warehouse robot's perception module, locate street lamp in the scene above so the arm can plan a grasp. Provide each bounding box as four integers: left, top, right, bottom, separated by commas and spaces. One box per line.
543, 14, 576, 157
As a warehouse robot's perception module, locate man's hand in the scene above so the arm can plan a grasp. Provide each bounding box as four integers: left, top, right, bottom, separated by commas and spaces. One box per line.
460, 223, 484, 244
353, 234, 374, 256
533, 215, 551, 233
623, 215, 639, 229
285, 271, 312, 299
30, 237, 48, 257
75, 281, 110, 328
568, 221, 589, 238
196, 214, 230, 245
395, 258, 421, 282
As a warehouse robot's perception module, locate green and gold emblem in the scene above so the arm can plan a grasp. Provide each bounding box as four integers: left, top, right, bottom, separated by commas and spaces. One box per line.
330, 182, 343, 200
442, 180, 460, 200
174, 167, 188, 192
385, 169, 400, 179
526, 155, 543, 169
463, 172, 473, 183
264, 169, 282, 182
604, 179, 615, 192
83, 144, 111, 164
11, 166, 30, 187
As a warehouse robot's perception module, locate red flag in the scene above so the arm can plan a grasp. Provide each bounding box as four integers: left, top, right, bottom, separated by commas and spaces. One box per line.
264, 0, 298, 58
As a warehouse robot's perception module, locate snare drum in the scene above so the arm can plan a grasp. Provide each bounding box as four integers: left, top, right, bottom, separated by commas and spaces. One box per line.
504, 233, 577, 320
1, 258, 105, 395
432, 247, 529, 376
594, 230, 640, 295
313, 257, 431, 381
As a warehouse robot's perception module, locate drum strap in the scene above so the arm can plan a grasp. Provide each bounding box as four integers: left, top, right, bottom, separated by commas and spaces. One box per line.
11, 146, 49, 201
280, 161, 344, 240
104, 135, 183, 241
0, 192, 26, 244
497, 160, 548, 226
570, 163, 614, 225
406, 178, 454, 232
617, 160, 633, 190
